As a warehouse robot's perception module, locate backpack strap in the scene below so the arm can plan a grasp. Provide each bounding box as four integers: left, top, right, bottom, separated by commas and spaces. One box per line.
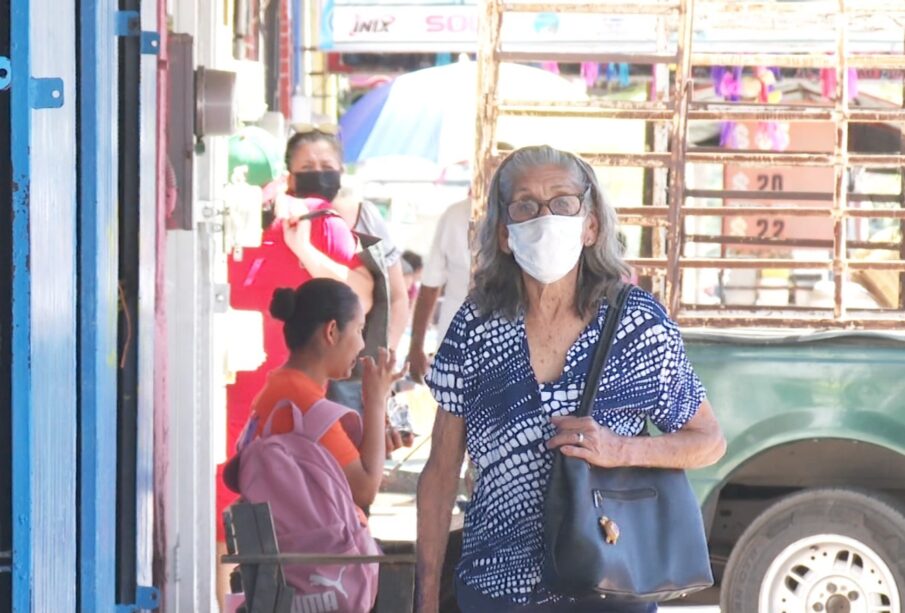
304, 399, 364, 447
261, 399, 305, 438
261, 398, 364, 446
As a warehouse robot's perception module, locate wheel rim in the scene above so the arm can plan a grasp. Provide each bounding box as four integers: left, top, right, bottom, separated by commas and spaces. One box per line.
759, 534, 901, 613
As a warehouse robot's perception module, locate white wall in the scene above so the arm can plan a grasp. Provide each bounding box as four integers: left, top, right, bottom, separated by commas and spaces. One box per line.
165, 1, 236, 610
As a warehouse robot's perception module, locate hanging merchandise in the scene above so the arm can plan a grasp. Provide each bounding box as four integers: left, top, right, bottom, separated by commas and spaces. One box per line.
618, 63, 630, 88
820, 67, 860, 100
751, 67, 789, 151
603, 63, 630, 89
753, 67, 783, 104
580, 62, 600, 89
712, 66, 788, 151
712, 66, 743, 148
539, 61, 560, 75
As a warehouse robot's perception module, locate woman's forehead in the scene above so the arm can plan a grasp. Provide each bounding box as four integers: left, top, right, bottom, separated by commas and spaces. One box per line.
511, 163, 582, 194
289, 140, 341, 167
353, 302, 366, 321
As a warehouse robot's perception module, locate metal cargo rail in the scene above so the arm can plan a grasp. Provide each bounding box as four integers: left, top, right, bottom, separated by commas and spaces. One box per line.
473, 0, 905, 329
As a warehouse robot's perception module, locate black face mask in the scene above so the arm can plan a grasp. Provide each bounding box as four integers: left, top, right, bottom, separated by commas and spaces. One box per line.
293, 170, 342, 202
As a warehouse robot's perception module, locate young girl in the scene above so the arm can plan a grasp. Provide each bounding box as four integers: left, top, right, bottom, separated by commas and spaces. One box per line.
222, 279, 403, 612
245, 278, 406, 511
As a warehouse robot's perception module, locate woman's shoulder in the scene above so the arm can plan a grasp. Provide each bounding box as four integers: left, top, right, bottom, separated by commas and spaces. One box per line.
450, 299, 517, 333
438, 300, 519, 359
622, 286, 671, 322
600, 286, 675, 340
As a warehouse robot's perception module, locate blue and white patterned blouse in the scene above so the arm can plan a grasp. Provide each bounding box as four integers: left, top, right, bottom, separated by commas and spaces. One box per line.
425, 287, 707, 605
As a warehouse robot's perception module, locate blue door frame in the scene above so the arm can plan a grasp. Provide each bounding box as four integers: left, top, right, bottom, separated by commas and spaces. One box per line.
9, 1, 156, 611
8, 1, 34, 604
10, 0, 79, 609
79, 0, 122, 611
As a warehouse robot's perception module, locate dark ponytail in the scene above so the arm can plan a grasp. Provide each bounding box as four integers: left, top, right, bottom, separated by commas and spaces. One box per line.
270, 279, 360, 351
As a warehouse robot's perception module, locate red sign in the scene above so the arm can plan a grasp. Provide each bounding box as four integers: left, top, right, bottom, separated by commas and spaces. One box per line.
722, 120, 836, 256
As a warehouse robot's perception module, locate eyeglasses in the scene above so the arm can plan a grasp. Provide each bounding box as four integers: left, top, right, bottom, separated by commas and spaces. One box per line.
506, 185, 589, 223
291, 122, 340, 136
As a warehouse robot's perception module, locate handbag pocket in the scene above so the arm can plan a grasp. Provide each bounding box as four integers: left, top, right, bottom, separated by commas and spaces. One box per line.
591, 487, 660, 548
592, 488, 657, 506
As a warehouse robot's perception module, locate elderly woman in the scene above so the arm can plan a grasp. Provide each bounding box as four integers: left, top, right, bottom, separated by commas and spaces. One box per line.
416, 146, 726, 613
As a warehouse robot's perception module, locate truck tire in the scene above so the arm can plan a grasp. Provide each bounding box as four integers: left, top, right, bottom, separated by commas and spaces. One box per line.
721, 488, 905, 613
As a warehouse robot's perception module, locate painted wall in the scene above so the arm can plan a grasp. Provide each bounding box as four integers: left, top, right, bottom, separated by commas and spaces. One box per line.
138, 0, 161, 595
164, 1, 235, 609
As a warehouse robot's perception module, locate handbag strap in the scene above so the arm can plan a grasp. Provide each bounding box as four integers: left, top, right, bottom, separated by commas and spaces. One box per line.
577, 284, 633, 419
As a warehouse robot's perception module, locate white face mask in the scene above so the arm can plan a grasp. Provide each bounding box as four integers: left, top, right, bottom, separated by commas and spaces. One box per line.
507, 215, 586, 285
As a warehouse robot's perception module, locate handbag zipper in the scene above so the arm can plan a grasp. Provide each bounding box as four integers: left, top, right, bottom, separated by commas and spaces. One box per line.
593, 487, 657, 507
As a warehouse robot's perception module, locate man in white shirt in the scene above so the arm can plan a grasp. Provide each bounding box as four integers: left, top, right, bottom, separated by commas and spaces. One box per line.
406, 199, 471, 382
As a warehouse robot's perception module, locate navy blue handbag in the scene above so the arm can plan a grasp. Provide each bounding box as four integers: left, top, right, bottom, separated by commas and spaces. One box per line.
543, 285, 714, 602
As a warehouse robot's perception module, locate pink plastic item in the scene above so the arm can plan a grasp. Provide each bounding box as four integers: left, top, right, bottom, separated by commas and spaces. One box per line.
223, 593, 246, 613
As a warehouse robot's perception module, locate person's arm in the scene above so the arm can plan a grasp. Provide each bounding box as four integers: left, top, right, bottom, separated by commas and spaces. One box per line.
547, 400, 726, 469
387, 260, 409, 351
342, 348, 405, 508
283, 218, 374, 313
416, 410, 466, 613
407, 285, 442, 383
408, 211, 453, 379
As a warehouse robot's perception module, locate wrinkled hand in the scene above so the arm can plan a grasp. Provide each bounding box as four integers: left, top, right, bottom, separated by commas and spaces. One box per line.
361, 348, 407, 412
406, 347, 432, 384
545, 415, 628, 468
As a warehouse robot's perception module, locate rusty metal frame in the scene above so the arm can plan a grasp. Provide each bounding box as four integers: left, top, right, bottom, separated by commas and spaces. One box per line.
474, 0, 905, 329
831, 0, 850, 319
501, 101, 905, 123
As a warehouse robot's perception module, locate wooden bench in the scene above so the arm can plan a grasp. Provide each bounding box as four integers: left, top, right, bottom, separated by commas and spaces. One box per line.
222, 503, 416, 613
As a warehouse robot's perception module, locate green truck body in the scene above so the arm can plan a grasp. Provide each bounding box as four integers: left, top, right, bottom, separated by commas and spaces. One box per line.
684, 331, 905, 610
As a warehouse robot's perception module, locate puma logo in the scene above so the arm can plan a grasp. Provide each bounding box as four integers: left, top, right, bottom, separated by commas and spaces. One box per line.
309, 567, 348, 599
293, 590, 339, 613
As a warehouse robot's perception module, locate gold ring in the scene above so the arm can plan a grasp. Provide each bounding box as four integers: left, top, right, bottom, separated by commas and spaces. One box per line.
576, 432, 584, 444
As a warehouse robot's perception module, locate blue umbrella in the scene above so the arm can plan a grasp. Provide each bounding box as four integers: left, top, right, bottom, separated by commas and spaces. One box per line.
340, 82, 393, 163
340, 61, 584, 167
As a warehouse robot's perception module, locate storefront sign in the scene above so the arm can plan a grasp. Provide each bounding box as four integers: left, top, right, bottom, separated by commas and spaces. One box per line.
319, 1, 905, 54
319, 1, 658, 52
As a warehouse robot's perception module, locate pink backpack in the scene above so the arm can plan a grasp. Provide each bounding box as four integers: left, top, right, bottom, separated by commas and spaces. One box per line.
237, 399, 380, 613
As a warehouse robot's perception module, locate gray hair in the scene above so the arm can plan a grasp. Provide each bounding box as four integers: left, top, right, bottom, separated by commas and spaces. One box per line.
470, 145, 630, 320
